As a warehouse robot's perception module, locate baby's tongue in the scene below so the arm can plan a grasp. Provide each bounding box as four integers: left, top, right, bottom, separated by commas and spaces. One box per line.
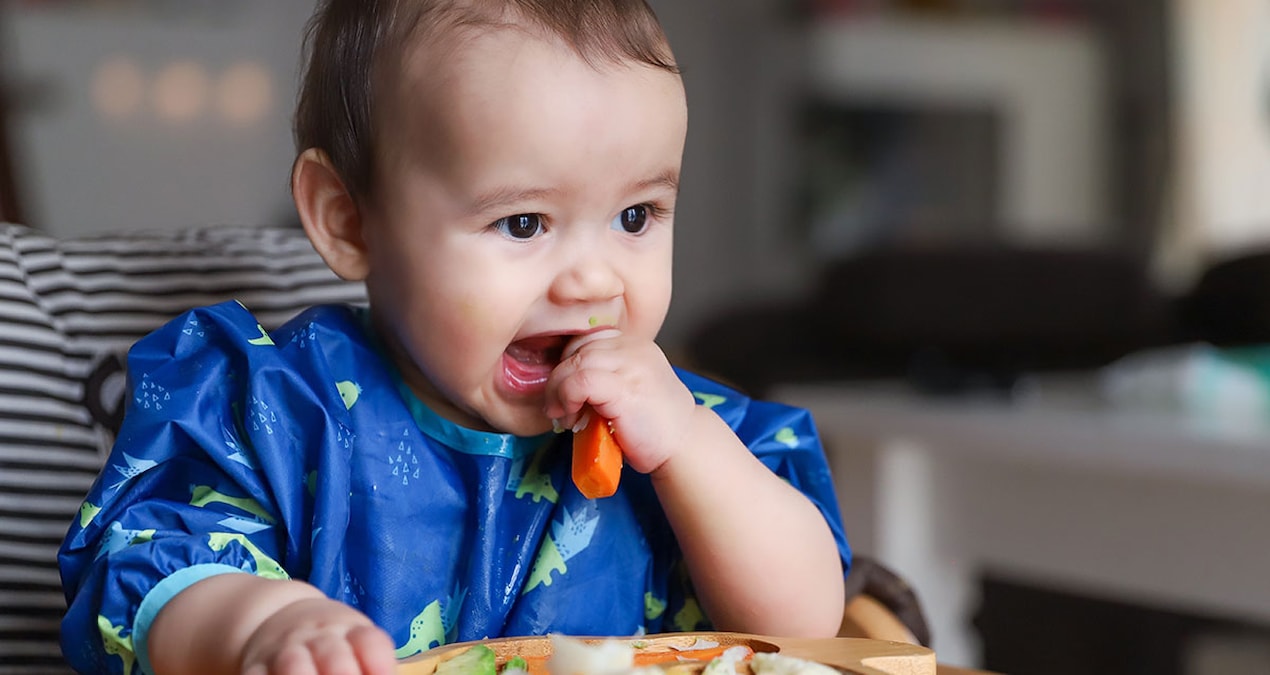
506, 336, 565, 367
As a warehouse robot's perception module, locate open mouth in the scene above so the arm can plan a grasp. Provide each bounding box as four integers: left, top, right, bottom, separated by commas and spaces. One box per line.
502, 335, 568, 394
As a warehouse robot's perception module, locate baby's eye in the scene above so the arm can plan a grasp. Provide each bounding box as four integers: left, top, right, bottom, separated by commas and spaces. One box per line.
611, 205, 649, 234
493, 213, 544, 240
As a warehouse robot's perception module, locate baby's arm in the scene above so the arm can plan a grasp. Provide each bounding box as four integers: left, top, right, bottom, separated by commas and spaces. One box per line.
547, 332, 845, 637
146, 574, 395, 674
58, 303, 400, 673
651, 407, 846, 638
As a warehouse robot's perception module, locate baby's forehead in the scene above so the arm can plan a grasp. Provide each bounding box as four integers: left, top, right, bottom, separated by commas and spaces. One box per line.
394, 2, 556, 57
386, 1, 674, 86
389, 22, 660, 118
397, 9, 578, 74
365, 1, 683, 160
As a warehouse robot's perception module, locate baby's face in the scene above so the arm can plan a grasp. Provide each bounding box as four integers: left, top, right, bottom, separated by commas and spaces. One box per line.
360, 26, 687, 435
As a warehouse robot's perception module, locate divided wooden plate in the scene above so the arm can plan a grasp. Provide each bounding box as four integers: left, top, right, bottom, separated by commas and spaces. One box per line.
396, 632, 935, 675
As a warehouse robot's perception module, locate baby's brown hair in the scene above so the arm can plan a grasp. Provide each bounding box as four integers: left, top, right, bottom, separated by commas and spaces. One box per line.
294, 0, 679, 204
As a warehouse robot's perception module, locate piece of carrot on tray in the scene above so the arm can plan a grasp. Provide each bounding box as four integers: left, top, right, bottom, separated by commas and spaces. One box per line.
632, 645, 756, 665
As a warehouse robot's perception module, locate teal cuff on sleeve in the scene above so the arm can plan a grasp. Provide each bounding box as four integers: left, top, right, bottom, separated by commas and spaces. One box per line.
134, 563, 248, 675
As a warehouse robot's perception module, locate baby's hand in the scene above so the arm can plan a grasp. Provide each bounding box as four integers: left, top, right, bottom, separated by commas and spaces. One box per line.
545, 329, 698, 475
239, 597, 396, 675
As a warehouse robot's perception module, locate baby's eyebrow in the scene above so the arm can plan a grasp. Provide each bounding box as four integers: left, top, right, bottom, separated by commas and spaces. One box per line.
467, 169, 680, 217
629, 169, 680, 196
468, 187, 560, 216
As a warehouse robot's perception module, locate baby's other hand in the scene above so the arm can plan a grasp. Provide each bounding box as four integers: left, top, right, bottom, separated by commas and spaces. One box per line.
239, 597, 396, 675
545, 329, 697, 475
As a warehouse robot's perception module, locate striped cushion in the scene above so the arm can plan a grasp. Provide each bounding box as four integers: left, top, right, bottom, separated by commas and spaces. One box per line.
0, 223, 366, 673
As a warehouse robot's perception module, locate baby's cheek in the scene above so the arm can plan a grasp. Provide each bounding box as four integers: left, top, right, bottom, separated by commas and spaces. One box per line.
455, 297, 487, 321
451, 296, 504, 336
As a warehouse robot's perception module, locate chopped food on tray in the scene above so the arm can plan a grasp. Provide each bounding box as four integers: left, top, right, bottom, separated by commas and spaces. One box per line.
437, 644, 497, 675
749, 653, 839, 675
433, 635, 837, 675
505, 656, 531, 675
549, 634, 637, 675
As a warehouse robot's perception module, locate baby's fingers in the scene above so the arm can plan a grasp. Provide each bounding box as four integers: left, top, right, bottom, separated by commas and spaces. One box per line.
560, 328, 621, 361
349, 625, 398, 675
243, 641, 320, 675
242, 625, 393, 675
548, 365, 618, 426
239, 595, 393, 675
308, 633, 371, 674
546, 343, 624, 422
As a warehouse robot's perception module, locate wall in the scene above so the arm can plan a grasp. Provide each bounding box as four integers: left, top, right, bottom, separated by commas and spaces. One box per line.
804, 15, 1110, 247
1158, 0, 1270, 287
647, 0, 811, 347
649, 0, 1113, 346
2, 1, 314, 236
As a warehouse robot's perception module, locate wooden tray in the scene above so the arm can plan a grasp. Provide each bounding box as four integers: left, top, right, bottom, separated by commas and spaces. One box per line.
396, 632, 936, 675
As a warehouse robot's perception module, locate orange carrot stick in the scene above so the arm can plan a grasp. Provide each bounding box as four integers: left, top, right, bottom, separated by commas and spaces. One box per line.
571, 414, 622, 499
632, 645, 755, 666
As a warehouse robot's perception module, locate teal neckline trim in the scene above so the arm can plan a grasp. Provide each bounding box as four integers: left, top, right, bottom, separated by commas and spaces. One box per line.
394, 379, 552, 459
357, 310, 552, 459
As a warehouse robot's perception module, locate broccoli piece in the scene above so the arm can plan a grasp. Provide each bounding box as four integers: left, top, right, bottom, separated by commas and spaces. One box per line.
436, 645, 497, 675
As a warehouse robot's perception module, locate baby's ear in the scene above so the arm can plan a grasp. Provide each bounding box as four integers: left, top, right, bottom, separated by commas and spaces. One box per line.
292, 148, 369, 281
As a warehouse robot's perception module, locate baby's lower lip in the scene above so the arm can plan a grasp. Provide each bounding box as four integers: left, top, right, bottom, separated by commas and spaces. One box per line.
501, 353, 552, 395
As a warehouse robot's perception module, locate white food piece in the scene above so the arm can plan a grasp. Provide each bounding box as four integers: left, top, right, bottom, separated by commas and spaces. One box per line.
750, 652, 840, 675
700, 645, 751, 675
548, 635, 636, 675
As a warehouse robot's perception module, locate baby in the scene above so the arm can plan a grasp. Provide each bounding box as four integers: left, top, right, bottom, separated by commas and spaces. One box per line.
59, 1, 851, 673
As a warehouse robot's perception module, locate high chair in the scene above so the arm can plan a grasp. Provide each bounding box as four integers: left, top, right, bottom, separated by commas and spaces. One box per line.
839, 555, 931, 647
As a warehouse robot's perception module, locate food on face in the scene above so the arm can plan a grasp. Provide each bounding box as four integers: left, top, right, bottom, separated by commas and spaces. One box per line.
571, 414, 622, 499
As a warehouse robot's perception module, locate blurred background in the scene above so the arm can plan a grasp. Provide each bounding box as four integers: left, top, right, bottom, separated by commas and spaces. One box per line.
3, 0, 1270, 672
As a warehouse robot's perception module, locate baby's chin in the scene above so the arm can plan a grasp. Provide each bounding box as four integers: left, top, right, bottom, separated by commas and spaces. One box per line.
474, 403, 555, 438
413, 388, 549, 437
498, 414, 556, 438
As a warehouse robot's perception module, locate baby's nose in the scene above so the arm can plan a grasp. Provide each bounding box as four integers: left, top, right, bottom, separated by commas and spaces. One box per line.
549, 254, 623, 305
